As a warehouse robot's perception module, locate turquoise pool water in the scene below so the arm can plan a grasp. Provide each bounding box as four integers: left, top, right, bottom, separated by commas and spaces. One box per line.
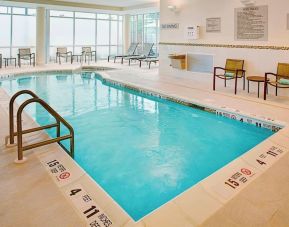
0, 72, 274, 220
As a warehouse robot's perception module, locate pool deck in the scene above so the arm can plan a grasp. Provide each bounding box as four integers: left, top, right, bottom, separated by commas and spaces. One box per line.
0, 62, 289, 227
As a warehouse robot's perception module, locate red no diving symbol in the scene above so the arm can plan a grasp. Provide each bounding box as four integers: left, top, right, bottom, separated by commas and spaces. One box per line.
241, 168, 251, 175
59, 172, 70, 179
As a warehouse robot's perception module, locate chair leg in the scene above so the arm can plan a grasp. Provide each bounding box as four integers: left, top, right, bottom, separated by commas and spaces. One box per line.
114, 56, 116, 63
264, 81, 267, 100
213, 74, 216, 91
243, 76, 245, 90
275, 86, 278, 96
247, 80, 249, 93
224, 78, 227, 87
139, 60, 141, 68
234, 77, 238, 95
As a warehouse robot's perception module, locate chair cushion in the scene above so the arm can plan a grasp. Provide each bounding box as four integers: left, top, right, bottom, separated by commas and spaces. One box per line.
279, 78, 289, 85
224, 72, 235, 78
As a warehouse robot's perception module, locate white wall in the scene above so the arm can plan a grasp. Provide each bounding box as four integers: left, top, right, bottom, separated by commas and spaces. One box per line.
159, 0, 289, 76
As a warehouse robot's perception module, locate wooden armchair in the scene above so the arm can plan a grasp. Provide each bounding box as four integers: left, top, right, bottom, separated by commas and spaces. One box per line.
213, 59, 246, 94
18, 48, 35, 67
82, 47, 96, 63
264, 63, 289, 100
56, 47, 72, 64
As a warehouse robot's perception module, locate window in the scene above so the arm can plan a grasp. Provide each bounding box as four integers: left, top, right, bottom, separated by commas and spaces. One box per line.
12, 15, 36, 46
130, 12, 159, 55
75, 18, 95, 46
12, 7, 26, 15
0, 14, 11, 46
49, 10, 123, 60
75, 12, 95, 19
0, 5, 36, 57
50, 17, 73, 46
110, 20, 118, 45
97, 20, 109, 45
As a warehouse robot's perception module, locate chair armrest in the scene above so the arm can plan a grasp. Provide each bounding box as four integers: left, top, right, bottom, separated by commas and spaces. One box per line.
213, 67, 226, 75
265, 72, 277, 77
214, 66, 226, 71
265, 72, 278, 82
67, 51, 72, 56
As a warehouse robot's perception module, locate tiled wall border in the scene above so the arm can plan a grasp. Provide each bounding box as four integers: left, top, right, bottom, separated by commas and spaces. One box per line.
159, 42, 289, 51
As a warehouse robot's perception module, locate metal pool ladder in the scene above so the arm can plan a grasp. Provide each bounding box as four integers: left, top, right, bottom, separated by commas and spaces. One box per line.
7, 90, 74, 163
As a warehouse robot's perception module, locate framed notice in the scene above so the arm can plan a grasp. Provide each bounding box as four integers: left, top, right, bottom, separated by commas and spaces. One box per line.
206, 18, 221, 33
235, 5, 268, 41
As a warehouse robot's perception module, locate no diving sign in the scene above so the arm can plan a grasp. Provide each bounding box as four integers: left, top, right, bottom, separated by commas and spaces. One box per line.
39, 153, 85, 187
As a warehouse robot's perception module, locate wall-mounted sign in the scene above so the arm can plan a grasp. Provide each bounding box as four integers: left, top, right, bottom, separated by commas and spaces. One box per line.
235, 5, 268, 41
161, 23, 179, 30
186, 25, 200, 40
206, 17, 221, 33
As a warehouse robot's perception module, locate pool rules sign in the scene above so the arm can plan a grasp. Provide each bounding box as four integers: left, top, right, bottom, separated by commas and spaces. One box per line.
235, 5, 268, 41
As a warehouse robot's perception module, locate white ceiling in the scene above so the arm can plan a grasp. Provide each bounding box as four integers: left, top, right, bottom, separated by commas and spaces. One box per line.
59, 0, 159, 8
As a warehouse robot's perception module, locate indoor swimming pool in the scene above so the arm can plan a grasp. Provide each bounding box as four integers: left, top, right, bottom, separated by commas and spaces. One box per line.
0, 72, 274, 221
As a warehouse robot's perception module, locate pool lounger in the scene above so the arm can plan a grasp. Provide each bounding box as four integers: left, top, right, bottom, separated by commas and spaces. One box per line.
108, 43, 139, 64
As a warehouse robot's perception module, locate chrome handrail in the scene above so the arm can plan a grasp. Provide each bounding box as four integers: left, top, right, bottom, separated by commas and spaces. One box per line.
8, 90, 74, 163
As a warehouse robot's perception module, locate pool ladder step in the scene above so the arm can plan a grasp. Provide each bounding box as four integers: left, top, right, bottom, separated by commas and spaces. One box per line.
6, 90, 74, 163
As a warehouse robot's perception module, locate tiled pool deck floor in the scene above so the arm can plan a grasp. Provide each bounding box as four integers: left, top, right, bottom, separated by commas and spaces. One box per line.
1, 62, 289, 227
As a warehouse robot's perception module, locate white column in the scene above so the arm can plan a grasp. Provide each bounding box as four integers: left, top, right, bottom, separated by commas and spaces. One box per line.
123, 14, 130, 53
36, 7, 46, 65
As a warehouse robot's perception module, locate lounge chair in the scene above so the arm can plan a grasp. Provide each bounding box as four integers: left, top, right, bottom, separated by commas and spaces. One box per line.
264, 63, 289, 100
213, 59, 246, 94
126, 43, 154, 66
82, 47, 96, 63
138, 54, 159, 69
108, 43, 139, 64
18, 48, 35, 67
56, 47, 72, 64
